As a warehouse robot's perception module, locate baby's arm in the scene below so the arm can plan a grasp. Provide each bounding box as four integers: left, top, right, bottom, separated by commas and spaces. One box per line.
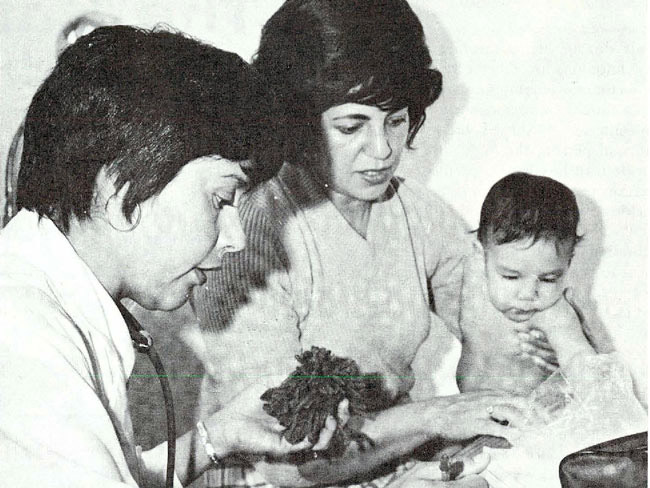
531, 289, 596, 368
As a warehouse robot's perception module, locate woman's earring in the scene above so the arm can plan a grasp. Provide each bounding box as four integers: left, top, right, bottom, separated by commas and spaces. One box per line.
106, 197, 141, 232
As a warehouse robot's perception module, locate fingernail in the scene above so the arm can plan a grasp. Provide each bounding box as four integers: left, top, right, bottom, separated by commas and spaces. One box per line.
531, 330, 543, 339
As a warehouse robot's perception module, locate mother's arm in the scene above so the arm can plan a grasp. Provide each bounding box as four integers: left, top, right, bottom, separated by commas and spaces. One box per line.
207, 381, 527, 487
192, 193, 528, 486
289, 390, 527, 486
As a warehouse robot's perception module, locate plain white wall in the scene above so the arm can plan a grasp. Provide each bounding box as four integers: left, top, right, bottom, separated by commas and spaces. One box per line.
1, 0, 646, 402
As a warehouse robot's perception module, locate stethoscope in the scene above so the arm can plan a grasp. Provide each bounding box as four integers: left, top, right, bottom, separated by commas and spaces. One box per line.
117, 301, 176, 488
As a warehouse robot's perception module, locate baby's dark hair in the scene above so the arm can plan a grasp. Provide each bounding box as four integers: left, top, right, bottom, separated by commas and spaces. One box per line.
478, 172, 581, 253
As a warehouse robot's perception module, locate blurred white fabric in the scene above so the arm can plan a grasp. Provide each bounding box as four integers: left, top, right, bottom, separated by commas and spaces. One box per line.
482, 353, 647, 488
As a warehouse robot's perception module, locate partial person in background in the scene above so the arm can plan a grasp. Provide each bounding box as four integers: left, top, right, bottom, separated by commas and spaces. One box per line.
2, 12, 118, 227
192, 1, 550, 487
0, 25, 343, 487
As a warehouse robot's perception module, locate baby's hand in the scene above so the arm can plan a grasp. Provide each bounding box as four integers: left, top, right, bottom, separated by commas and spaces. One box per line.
531, 288, 582, 341
514, 325, 558, 373
529, 288, 594, 367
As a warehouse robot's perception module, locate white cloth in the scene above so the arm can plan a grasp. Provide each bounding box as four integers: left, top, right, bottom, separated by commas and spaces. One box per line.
0, 210, 181, 487
481, 353, 647, 488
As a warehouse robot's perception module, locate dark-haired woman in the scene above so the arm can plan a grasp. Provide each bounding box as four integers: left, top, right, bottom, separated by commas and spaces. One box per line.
193, 1, 535, 487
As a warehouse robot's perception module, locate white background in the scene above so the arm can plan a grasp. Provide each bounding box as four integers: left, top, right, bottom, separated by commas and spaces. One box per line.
1, 0, 646, 403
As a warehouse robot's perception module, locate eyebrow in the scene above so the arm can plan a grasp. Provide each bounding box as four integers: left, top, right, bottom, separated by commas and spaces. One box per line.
539, 269, 565, 277
332, 107, 409, 121
332, 114, 370, 121
496, 266, 565, 277
212, 174, 249, 196
232, 174, 249, 184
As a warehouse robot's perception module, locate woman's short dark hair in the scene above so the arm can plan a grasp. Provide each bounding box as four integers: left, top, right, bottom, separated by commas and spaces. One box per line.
18, 25, 282, 232
478, 172, 582, 253
253, 0, 442, 166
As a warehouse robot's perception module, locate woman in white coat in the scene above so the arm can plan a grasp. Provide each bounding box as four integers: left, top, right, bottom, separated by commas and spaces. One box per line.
0, 25, 343, 488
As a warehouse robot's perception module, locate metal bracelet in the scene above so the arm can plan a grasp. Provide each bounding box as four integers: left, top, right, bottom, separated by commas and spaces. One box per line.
196, 420, 222, 467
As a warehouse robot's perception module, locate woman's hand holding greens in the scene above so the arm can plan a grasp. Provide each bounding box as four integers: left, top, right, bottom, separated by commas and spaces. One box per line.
203, 386, 351, 459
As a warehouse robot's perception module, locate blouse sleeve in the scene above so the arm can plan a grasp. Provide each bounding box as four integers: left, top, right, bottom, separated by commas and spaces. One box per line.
416, 186, 473, 342
191, 200, 317, 486
192, 201, 304, 404
402, 182, 473, 399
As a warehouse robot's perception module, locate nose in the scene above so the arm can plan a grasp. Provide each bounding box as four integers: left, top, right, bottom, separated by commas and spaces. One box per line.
200, 206, 245, 269
517, 278, 539, 301
366, 123, 392, 160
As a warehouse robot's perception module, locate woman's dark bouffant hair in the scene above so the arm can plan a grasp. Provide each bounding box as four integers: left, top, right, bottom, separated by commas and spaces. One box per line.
252, 0, 442, 166
18, 25, 282, 232
478, 172, 582, 253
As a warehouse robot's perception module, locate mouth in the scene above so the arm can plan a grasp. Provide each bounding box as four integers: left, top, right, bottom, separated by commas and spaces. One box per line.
507, 309, 537, 321
357, 167, 393, 185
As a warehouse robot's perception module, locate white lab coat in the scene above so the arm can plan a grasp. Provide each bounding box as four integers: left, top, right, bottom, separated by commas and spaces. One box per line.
0, 210, 181, 487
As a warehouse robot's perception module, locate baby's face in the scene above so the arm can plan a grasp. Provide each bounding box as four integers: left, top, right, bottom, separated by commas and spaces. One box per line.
483, 238, 572, 322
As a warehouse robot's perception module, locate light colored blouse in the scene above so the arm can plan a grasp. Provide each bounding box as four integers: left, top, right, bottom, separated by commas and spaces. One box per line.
195, 163, 472, 403
192, 163, 473, 486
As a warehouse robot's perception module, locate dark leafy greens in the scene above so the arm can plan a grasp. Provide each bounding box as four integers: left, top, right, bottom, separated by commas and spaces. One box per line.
261, 346, 391, 461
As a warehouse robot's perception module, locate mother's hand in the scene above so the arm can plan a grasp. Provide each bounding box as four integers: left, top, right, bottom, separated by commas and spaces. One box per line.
425, 391, 528, 444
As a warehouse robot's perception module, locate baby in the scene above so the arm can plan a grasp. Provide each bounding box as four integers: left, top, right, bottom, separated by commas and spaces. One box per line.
455, 172, 595, 395
447, 173, 648, 488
